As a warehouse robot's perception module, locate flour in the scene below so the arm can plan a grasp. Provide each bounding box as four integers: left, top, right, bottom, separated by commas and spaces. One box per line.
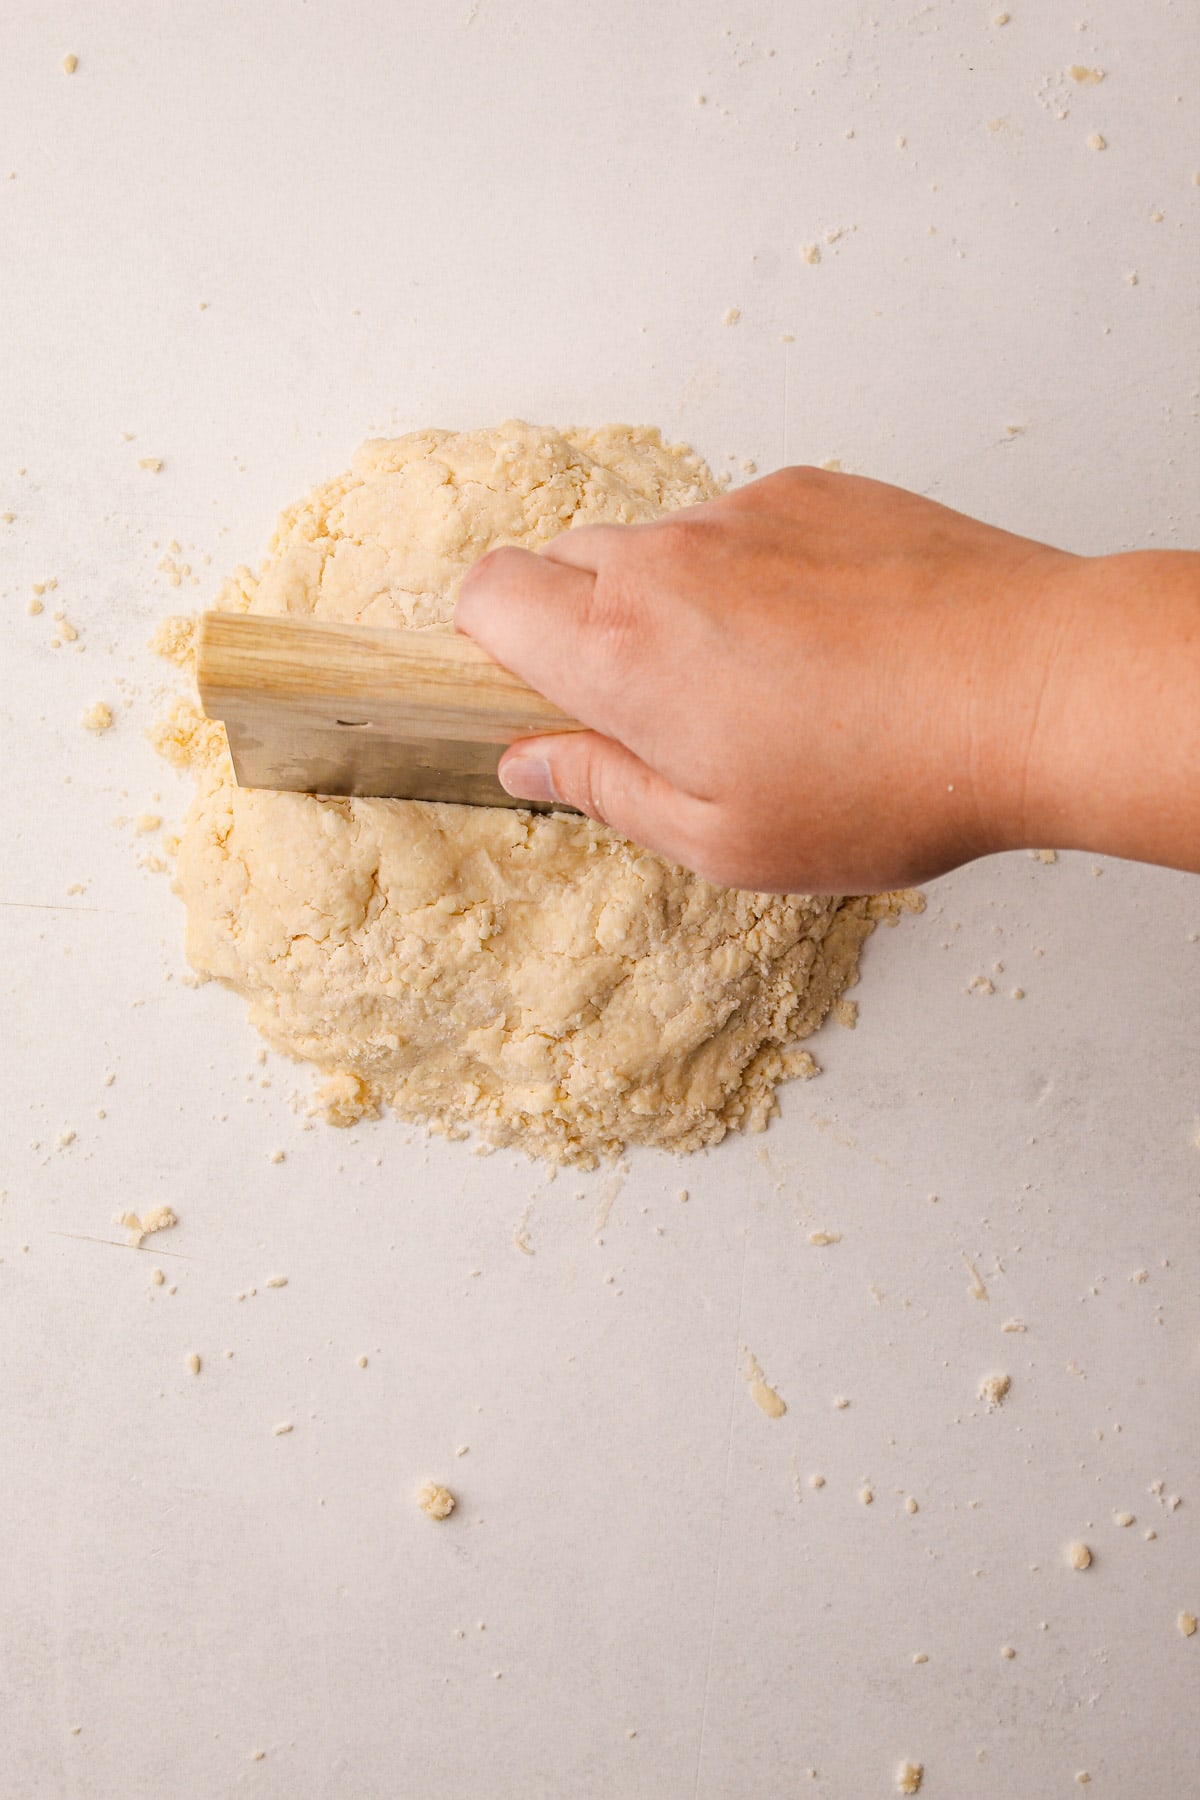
158, 422, 913, 1165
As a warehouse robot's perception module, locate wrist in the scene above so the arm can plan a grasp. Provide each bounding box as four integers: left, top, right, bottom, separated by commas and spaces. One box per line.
987, 547, 1200, 868
966, 545, 1087, 859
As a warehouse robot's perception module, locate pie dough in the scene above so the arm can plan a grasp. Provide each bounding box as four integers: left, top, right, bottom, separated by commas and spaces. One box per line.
158, 422, 911, 1165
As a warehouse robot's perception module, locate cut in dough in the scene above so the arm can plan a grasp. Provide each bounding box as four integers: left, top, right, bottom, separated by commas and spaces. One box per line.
158, 422, 915, 1165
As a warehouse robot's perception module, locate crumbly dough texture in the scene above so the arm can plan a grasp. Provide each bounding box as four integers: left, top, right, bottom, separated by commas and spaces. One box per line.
160, 422, 912, 1165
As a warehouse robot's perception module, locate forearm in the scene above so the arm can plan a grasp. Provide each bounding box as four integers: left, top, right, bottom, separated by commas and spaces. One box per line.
1013, 551, 1200, 873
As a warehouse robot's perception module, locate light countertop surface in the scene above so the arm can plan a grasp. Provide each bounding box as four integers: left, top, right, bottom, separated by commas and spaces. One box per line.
1, 4, 1197, 1795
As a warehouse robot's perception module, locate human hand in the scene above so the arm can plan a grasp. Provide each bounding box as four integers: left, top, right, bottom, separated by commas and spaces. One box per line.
455, 467, 1197, 891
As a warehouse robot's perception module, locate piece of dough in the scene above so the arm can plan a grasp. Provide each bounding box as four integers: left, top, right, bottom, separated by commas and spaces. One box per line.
159, 422, 911, 1165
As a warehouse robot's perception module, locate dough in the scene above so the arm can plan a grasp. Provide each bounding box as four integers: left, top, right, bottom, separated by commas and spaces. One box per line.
417, 1482, 455, 1520
158, 422, 913, 1165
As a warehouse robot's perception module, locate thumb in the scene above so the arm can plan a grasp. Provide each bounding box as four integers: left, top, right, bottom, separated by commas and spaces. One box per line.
498, 730, 711, 866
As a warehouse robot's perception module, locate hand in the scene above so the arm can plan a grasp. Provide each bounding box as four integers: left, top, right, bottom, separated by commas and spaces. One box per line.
455, 468, 1200, 891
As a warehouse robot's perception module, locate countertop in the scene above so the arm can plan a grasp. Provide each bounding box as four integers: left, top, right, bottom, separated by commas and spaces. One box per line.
1, 3, 1197, 1795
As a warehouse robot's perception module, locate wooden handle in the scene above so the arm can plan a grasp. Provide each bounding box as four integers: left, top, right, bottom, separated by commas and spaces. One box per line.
197, 612, 584, 744
195, 612, 585, 809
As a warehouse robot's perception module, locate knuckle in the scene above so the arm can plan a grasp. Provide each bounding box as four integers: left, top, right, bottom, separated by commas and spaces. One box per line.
578, 569, 642, 672
472, 544, 528, 586
458, 545, 518, 614
647, 513, 716, 561
774, 464, 828, 498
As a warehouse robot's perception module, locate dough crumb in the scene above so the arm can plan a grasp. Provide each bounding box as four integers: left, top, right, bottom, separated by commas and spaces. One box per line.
980, 1372, 1011, 1410
993, 10, 1010, 22
1068, 65, 1105, 82
801, 243, 821, 265
1131, 1268, 1149, 1284
1001, 1317, 1026, 1333
187, 1352, 201, 1375
145, 696, 227, 770
832, 997, 858, 1028
265, 1275, 288, 1289
312, 1073, 381, 1129
1067, 1541, 1093, 1570
356, 1355, 368, 1368
912, 1651, 928, 1664
134, 813, 161, 835
268, 1149, 285, 1163
1000, 1644, 1016, 1658
1178, 1611, 1197, 1637
722, 306, 741, 325
272, 1422, 293, 1436
808, 1229, 842, 1246
81, 702, 113, 733
744, 1351, 787, 1418
417, 1482, 456, 1520
62, 53, 78, 73
896, 1760, 924, 1794
859, 1486, 874, 1506
117, 1204, 177, 1247
808, 1473, 826, 1489
963, 1256, 989, 1300
1031, 848, 1058, 863
138, 456, 164, 473
1086, 132, 1107, 151
151, 1268, 164, 1286
1114, 1512, 1135, 1528
513, 1205, 535, 1256
905, 1496, 919, 1515
151, 613, 197, 669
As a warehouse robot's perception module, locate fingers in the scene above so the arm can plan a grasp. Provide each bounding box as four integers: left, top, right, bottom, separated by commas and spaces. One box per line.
456, 543, 594, 673
497, 730, 714, 871
539, 522, 641, 572
455, 535, 663, 749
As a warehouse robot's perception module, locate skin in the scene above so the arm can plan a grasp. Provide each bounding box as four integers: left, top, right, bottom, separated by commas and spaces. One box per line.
454, 468, 1200, 893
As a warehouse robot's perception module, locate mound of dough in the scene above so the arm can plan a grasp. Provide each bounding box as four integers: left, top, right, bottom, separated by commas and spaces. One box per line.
161, 422, 909, 1165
